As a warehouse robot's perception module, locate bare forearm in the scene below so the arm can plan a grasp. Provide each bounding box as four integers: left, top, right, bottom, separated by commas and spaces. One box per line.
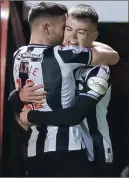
92, 41, 113, 49
91, 46, 119, 66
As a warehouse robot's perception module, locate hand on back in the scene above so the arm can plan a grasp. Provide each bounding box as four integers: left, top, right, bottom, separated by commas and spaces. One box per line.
19, 81, 47, 104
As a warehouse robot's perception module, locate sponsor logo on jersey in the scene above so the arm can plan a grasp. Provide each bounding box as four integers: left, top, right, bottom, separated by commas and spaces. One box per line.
21, 53, 43, 59
87, 77, 108, 95
15, 53, 43, 62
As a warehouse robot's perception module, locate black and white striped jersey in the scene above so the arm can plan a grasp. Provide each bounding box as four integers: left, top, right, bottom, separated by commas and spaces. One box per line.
27, 65, 113, 163
75, 66, 113, 163
13, 44, 92, 157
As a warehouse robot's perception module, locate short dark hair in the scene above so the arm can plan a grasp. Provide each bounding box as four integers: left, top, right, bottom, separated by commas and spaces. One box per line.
68, 4, 99, 24
28, 2, 68, 25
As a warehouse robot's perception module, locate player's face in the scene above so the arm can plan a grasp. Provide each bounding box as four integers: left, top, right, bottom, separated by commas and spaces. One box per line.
63, 16, 98, 47
50, 15, 66, 45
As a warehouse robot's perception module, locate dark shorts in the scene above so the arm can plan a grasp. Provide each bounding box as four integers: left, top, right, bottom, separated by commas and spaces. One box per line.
90, 161, 113, 177
27, 150, 94, 177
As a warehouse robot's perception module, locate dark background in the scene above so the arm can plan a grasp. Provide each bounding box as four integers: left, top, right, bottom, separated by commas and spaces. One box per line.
1, 1, 129, 176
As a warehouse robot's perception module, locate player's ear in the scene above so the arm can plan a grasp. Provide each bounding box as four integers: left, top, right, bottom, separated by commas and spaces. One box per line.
44, 22, 51, 35
92, 31, 98, 41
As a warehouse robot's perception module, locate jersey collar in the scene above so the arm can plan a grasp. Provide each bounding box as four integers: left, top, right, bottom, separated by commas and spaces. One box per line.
28, 44, 52, 48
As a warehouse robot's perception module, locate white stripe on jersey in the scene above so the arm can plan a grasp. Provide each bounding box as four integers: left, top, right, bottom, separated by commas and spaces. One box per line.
68, 126, 82, 151
27, 126, 39, 157
54, 46, 76, 108
79, 121, 94, 161
96, 86, 113, 163
44, 126, 58, 152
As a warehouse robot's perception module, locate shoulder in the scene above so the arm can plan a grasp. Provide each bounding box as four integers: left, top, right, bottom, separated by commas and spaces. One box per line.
76, 65, 110, 96
76, 65, 110, 79
85, 65, 110, 95
86, 65, 110, 80
13, 46, 27, 58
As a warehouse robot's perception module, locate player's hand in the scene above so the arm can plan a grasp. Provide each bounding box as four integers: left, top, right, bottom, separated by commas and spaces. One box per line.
17, 119, 30, 131
19, 81, 47, 103
20, 107, 31, 127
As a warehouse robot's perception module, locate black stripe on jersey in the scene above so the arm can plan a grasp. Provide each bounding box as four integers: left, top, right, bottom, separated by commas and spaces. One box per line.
58, 49, 91, 64
86, 109, 106, 162
56, 127, 69, 151
36, 126, 47, 155
42, 48, 69, 151
42, 48, 63, 110
84, 66, 100, 84
73, 67, 80, 96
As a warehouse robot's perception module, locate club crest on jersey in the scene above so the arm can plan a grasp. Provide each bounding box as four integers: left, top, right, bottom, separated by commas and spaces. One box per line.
87, 77, 108, 95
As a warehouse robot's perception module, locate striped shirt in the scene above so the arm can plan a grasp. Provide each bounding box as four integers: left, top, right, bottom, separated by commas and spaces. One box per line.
13, 44, 92, 157
12, 44, 113, 163
75, 66, 113, 163
28, 65, 113, 163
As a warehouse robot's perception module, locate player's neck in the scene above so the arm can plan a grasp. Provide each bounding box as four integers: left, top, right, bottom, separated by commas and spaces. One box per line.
29, 34, 53, 46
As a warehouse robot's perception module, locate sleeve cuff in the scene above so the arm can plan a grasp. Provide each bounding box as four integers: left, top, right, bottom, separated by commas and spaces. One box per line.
28, 110, 38, 123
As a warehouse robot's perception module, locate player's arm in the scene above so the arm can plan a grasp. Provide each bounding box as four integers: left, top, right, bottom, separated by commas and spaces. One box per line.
8, 83, 45, 112
26, 66, 110, 126
8, 48, 25, 112
8, 89, 24, 112
8, 46, 45, 112
91, 41, 119, 65
27, 95, 96, 126
56, 44, 119, 67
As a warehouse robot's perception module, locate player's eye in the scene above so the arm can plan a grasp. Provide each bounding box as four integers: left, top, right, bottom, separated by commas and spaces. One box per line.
78, 31, 85, 35
65, 27, 72, 31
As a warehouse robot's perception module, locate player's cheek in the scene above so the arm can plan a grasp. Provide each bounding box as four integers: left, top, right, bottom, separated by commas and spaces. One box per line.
78, 36, 84, 47
63, 31, 69, 41
79, 36, 87, 47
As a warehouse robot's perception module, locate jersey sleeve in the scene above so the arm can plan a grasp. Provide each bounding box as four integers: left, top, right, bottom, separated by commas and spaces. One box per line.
27, 66, 110, 126
53, 45, 92, 66
13, 46, 27, 58
8, 89, 24, 112
8, 47, 26, 113
79, 65, 110, 101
